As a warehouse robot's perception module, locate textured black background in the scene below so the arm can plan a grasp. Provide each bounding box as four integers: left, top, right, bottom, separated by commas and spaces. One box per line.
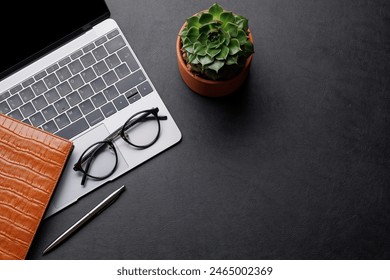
28, 0, 390, 259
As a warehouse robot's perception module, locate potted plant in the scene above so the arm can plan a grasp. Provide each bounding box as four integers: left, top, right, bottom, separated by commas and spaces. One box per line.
177, 3, 254, 97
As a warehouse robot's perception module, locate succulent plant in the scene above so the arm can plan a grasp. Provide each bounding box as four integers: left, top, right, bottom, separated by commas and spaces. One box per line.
180, 3, 254, 81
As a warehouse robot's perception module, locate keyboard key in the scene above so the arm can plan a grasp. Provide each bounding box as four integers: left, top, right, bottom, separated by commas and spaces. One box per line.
102, 70, 118, 86
30, 112, 45, 127
66, 106, 83, 122
22, 78, 35, 88
124, 88, 138, 99
128, 93, 141, 104
116, 69, 146, 94
80, 53, 96, 68
113, 95, 129, 111
95, 36, 107, 46
86, 109, 105, 127
31, 80, 48, 95
0, 101, 11, 114
79, 99, 95, 115
137, 81, 153, 97
54, 98, 70, 114
66, 91, 82, 107
105, 54, 121, 69
42, 105, 57, 120
46, 64, 59, 74
107, 29, 119, 39
93, 61, 109, 76
114, 63, 130, 79
103, 85, 119, 101
92, 46, 108, 61
44, 88, 60, 103
83, 43, 95, 53
78, 84, 94, 100
34, 70, 47, 81
70, 50, 83, 60
9, 109, 23, 120
57, 81, 72, 97
80, 67, 97, 83
90, 77, 106, 93
91, 92, 107, 107
69, 74, 84, 90
105, 35, 126, 54
117, 47, 139, 71
8, 95, 23, 109
20, 87, 35, 102
44, 73, 60, 89
42, 120, 58, 133
68, 60, 84, 75
59, 56, 71, 67
56, 66, 72, 82
0, 91, 10, 102
10, 84, 23, 95
56, 117, 89, 139
54, 113, 71, 129
101, 102, 117, 118
32, 96, 48, 111
20, 102, 35, 118
23, 119, 32, 126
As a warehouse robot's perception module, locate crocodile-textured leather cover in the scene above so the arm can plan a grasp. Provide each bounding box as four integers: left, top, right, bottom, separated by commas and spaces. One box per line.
0, 114, 73, 259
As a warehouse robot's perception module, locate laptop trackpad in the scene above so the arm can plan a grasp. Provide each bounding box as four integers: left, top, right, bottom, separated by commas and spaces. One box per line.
51, 123, 129, 211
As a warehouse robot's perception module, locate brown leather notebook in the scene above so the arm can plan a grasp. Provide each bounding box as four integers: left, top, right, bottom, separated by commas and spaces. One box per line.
0, 114, 73, 259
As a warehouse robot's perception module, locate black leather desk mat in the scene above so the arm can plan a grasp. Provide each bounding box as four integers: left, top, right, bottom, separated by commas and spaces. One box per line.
27, 0, 390, 259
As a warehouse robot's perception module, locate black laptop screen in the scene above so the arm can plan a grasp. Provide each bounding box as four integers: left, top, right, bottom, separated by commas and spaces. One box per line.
0, 0, 110, 79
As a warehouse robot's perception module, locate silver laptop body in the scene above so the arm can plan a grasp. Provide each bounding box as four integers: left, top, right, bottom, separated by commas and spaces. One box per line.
0, 3, 181, 218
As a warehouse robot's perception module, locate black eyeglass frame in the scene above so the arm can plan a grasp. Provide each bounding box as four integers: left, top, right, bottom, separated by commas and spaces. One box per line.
73, 107, 167, 185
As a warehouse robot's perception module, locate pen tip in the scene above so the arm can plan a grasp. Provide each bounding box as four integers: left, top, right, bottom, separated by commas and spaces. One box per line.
42, 244, 54, 255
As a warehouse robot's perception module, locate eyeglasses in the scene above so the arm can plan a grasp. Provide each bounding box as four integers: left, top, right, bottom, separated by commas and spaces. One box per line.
73, 107, 167, 185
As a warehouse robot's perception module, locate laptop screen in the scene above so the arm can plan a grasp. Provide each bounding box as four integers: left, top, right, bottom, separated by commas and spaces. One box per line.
0, 0, 109, 79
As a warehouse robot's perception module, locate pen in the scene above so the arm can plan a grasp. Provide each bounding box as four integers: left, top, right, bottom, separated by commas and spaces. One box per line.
43, 185, 126, 255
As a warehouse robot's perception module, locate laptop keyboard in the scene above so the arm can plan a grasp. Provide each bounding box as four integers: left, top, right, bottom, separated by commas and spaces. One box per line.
0, 29, 153, 139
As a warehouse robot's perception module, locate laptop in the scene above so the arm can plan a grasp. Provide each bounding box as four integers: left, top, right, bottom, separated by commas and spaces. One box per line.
0, 1, 182, 218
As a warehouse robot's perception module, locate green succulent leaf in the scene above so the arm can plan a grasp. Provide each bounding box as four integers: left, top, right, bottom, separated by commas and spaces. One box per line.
220, 11, 235, 25
194, 42, 207, 56
197, 33, 208, 45
187, 26, 200, 43
182, 37, 192, 48
206, 47, 221, 58
226, 55, 238, 65
199, 24, 211, 34
184, 44, 194, 54
188, 53, 197, 63
235, 17, 249, 31
224, 22, 239, 37
206, 39, 219, 49
242, 40, 254, 56
199, 55, 214, 66
216, 45, 229, 60
208, 60, 224, 73
199, 13, 214, 25
237, 30, 248, 45
228, 38, 241, 55
187, 16, 201, 28
223, 31, 231, 46
209, 3, 223, 19
180, 26, 188, 37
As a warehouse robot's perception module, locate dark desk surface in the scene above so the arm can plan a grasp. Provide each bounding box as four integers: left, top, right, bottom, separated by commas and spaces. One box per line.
28, 0, 390, 259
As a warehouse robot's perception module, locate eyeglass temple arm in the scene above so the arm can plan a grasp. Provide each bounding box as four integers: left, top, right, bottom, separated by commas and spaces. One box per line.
104, 115, 167, 142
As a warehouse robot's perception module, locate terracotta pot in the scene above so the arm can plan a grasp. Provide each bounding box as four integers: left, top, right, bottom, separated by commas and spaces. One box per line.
176, 23, 254, 97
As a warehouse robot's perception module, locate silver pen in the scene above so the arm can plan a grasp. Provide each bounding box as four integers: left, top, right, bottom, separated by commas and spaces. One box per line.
43, 185, 126, 255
